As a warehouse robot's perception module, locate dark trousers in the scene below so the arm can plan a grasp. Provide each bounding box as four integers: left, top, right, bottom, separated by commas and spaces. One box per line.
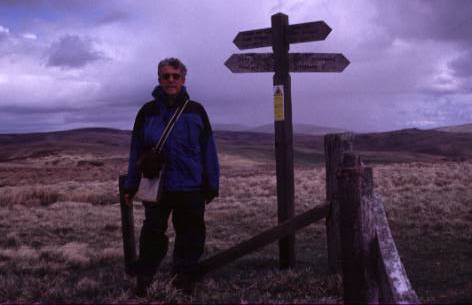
137, 191, 205, 278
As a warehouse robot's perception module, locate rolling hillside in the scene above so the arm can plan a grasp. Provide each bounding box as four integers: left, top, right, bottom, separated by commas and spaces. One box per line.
1, 126, 471, 164
434, 123, 472, 133
247, 123, 347, 135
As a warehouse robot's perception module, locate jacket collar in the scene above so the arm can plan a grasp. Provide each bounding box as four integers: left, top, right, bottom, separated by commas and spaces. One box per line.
151, 85, 189, 108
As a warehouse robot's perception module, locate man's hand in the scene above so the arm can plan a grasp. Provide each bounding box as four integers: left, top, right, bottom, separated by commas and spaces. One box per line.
123, 186, 137, 207
124, 193, 134, 207
204, 190, 218, 205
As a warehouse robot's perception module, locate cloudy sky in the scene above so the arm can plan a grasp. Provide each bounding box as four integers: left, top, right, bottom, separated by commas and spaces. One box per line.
0, 0, 471, 133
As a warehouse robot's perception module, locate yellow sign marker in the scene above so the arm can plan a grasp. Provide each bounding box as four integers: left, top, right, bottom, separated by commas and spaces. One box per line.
274, 85, 284, 121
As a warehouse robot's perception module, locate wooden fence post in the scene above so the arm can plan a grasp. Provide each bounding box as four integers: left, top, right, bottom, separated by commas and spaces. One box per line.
324, 133, 353, 273
118, 175, 137, 275
338, 153, 379, 303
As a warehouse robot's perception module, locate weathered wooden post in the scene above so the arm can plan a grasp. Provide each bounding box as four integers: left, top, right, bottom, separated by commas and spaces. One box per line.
336, 153, 420, 304
338, 153, 378, 303
118, 175, 137, 275
324, 133, 354, 273
225, 13, 349, 269
271, 13, 296, 269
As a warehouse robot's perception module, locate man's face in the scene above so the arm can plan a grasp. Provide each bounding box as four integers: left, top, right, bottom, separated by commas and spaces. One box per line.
158, 65, 185, 96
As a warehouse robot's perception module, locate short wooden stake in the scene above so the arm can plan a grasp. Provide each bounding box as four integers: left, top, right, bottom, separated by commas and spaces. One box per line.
118, 175, 137, 275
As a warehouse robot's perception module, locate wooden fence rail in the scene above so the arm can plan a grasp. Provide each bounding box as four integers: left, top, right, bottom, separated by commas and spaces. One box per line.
195, 205, 328, 277
373, 194, 420, 303
326, 134, 420, 304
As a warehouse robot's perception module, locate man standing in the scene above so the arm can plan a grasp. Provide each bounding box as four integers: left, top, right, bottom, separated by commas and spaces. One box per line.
123, 58, 219, 296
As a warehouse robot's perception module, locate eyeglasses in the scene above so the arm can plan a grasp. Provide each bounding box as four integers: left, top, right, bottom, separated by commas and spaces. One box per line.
161, 73, 182, 81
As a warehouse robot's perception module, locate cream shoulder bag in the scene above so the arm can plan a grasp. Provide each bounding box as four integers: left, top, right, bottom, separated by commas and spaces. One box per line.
135, 99, 190, 203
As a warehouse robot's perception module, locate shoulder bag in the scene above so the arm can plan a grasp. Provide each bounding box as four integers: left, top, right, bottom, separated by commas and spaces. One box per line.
135, 99, 190, 203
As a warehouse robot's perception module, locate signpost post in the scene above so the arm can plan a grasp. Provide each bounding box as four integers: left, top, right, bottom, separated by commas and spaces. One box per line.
225, 12, 349, 269
271, 13, 295, 269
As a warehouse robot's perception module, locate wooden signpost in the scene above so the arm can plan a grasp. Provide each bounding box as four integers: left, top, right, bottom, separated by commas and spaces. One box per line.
225, 13, 349, 269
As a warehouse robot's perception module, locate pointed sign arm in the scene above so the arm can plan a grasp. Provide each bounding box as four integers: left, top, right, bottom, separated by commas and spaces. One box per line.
289, 53, 350, 72
225, 53, 274, 73
288, 21, 331, 44
233, 20, 332, 50
233, 28, 272, 50
225, 53, 350, 73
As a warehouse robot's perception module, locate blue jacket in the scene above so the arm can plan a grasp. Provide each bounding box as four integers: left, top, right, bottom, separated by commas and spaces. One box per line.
125, 86, 219, 195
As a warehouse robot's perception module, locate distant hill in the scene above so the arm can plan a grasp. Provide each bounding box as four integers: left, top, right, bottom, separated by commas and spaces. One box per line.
1, 126, 471, 164
213, 123, 249, 132
0, 127, 131, 161
248, 123, 347, 135
353, 128, 472, 162
216, 127, 472, 163
434, 123, 472, 133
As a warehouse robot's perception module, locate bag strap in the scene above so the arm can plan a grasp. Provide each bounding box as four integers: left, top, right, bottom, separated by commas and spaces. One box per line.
153, 98, 190, 153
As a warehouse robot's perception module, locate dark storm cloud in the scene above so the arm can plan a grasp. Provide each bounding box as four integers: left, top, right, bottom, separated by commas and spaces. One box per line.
1, 0, 471, 133
375, 0, 472, 46
0, 25, 9, 41
0, 0, 98, 10
415, 94, 472, 124
0, 0, 129, 28
370, 1, 472, 96
47, 34, 105, 69
450, 50, 472, 78
96, 10, 130, 25
0, 104, 70, 114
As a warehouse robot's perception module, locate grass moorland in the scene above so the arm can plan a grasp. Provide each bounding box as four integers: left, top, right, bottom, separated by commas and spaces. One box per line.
0, 129, 471, 303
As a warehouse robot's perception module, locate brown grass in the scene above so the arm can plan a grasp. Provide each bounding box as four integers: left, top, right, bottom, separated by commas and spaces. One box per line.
0, 149, 470, 303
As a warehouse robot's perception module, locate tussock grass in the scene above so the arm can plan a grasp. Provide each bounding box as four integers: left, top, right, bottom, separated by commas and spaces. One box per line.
0, 181, 119, 206
373, 161, 472, 304
0, 150, 470, 303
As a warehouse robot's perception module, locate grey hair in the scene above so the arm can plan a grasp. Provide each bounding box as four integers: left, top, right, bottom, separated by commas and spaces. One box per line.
157, 57, 187, 78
